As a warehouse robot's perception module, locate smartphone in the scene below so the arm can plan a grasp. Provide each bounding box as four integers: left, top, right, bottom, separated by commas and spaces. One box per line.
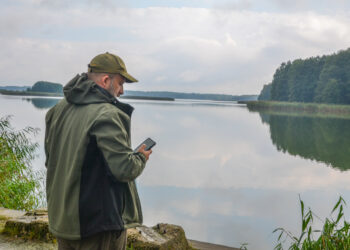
134, 138, 156, 153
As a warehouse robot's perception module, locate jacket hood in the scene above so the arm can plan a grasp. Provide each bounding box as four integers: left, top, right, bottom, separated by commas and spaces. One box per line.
64, 73, 115, 105
63, 73, 134, 117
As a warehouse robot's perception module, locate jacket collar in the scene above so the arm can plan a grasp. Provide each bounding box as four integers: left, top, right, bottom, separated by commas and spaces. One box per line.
95, 85, 134, 117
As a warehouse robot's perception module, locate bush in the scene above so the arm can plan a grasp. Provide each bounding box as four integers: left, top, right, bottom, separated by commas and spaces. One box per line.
0, 116, 44, 210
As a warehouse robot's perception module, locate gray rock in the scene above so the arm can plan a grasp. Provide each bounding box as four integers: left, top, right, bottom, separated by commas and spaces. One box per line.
127, 223, 193, 249
0, 207, 194, 249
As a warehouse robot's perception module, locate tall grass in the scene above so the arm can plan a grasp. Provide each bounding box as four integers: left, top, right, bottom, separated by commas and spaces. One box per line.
247, 101, 350, 119
0, 116, 44, 210
274, 196, 350, 249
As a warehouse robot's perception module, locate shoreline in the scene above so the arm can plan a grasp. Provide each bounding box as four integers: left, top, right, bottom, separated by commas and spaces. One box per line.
0, 207, 239, 250
0, 90, 175, 101
245, 101, 350, 119
0, 90, 63, 97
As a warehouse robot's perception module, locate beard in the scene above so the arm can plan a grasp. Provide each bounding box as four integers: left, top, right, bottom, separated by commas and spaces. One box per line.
107, 81, 117, 98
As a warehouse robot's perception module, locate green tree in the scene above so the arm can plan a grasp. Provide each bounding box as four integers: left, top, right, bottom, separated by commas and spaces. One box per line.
315, 49, 350, 104
271, 62, 292, 101
0, 116, 44, 210
264, 48, 350, 104
258, 83, 272, 100
288, 57, 325, 102
29, 81, 63, 93
318, 79, 346, 104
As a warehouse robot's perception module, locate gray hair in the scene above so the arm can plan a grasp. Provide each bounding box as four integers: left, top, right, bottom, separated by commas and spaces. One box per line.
87, 72, 120, 83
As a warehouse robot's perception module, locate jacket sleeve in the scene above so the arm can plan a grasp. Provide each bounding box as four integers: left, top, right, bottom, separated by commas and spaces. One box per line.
90, 111, 147, 183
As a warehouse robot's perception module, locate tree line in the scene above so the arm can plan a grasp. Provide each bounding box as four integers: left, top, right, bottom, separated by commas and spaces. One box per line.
259, 48, 350, 104
3, 81, 258, 101
27, 81, 63, 93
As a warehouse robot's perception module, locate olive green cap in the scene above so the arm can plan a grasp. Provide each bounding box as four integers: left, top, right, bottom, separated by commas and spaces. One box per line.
88, 52, 138, 83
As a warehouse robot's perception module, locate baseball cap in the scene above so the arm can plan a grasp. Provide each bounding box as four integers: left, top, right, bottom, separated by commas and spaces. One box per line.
88, 52, 138, 83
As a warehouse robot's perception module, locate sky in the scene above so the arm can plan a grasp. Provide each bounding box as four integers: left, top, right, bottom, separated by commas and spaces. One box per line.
1, 0, 350, 94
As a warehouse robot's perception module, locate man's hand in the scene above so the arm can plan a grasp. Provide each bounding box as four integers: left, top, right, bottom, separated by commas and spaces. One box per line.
138, 144, 152, 161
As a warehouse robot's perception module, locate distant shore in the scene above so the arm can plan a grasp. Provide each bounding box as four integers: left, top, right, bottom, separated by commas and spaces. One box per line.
245, 101, 350, 119
0, 89, 63, 97
120, 95, 174, 101
0, 90, 175, 101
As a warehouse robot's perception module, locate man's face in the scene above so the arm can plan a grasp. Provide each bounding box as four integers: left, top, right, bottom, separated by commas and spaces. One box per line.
107, 74, 125, 98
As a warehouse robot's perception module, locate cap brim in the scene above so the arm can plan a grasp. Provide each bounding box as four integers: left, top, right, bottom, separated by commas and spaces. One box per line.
120, 72, 138, 83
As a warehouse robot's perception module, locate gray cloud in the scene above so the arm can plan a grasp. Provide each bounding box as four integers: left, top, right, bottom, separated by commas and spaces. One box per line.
1, 3, 350, 94
213, 0, 253, 10
213, 0, 350, 13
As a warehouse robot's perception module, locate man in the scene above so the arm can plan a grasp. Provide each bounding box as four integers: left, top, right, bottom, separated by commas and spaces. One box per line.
45, 52, 152, 250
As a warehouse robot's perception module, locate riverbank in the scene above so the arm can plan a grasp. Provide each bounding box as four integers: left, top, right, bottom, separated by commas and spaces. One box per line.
0, 89, 63, 97
0, 208, 239, 250
120, 95, 174, 101
245, 101, 350, 119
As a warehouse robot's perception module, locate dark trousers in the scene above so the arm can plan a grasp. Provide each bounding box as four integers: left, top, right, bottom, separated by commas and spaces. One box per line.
57, 230, 127, 250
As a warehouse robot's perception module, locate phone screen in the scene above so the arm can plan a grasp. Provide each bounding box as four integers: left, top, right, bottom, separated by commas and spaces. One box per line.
134, 138, 156, 153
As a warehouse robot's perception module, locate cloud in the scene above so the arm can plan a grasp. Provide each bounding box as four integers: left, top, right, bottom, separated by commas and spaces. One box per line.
213, 0, 253, 10
266, 0, 350, 12
1, 3, 350, 94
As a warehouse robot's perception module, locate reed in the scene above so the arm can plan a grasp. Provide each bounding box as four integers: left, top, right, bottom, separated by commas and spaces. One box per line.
274, 196, 350, 249
247, 101, 350, 119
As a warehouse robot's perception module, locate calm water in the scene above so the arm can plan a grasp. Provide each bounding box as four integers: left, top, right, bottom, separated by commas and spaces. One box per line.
1, 94, 350, 249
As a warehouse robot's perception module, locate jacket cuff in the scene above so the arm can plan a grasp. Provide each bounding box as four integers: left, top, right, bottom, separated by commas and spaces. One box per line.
137, 152, 147, 163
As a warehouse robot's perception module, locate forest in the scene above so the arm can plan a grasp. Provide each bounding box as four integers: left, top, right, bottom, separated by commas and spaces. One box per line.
259, 48, 350, 104
27, 81, 63, 93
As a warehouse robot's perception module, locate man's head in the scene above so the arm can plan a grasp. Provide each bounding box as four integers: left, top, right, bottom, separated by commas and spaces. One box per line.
88, 73, 125, 97
87, 52, 137, 97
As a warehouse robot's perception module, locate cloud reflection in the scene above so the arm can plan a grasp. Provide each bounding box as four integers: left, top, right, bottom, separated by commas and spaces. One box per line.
3, 96, 350, 249
131, 102, 350, 191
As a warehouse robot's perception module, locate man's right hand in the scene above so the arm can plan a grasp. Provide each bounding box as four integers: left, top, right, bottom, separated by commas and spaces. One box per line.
138, 144, 152, 161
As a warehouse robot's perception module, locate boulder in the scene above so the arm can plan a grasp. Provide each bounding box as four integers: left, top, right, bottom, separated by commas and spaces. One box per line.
0, 207, 26, 233
128, 223, 193, 249
2, 209, 54, 242
0, 208, 194, 249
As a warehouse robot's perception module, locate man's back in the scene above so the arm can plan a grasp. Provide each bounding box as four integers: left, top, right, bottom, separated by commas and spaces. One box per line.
45, 74, 147, 240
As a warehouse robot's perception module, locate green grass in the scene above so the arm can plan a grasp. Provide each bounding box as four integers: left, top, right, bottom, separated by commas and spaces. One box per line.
247, 101, 350, 119
0, 116, 45, 211
274, 196, 350, 249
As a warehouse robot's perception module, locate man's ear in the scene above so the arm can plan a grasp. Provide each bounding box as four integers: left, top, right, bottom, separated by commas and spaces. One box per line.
100, 74, 110, 88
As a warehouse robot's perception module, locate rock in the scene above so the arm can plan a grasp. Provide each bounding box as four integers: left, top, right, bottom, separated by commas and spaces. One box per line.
0, 208, 56, 250
1, 209, 55, 242
0, 208, 26, 220
0, 207, 193, 249
127, 223, 193, 250
0, 208, 26, 233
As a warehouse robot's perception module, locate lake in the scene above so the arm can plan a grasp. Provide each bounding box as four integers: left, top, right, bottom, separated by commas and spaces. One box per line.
1, 94, 350, 249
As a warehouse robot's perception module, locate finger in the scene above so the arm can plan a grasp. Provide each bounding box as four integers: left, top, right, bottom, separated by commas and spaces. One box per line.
139, 144, 146, 151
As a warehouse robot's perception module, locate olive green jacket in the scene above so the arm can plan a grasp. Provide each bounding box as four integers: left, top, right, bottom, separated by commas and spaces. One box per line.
45, 73, 146, 240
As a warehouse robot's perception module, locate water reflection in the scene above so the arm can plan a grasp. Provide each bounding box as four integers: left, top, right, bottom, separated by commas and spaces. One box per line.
3, 94, 350, 249
23, 97, 60, 110
258, 113, 350, 171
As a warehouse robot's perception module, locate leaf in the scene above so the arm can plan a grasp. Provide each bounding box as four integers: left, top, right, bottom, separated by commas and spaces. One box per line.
299, 194, 304, 218
307, 226, 312, 241
332, 197, 343, 214
336, 211, 344, 225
